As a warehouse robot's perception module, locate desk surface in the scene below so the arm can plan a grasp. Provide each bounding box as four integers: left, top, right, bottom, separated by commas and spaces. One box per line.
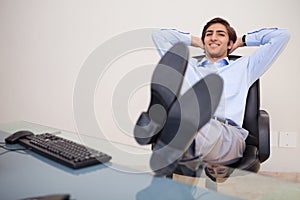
1, 121, 300, 200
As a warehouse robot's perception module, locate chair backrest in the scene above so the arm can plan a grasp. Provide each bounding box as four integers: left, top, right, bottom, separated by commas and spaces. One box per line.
243, 80, 260, 146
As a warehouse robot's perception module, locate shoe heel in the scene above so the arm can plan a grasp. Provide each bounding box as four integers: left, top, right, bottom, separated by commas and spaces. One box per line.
134, 111, 165, 145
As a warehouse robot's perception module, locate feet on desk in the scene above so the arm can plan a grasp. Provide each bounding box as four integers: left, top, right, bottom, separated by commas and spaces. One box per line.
134, 42, 189, 145
150, 74, 223, 176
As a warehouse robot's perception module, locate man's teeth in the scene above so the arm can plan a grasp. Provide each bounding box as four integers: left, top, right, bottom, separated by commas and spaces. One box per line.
210, 44, 218, 47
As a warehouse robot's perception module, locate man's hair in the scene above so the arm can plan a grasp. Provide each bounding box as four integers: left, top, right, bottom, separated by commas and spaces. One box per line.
201, 17, 237, 46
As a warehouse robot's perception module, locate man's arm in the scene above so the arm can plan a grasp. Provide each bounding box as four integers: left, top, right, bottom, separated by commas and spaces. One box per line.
152, 29, 193, 57
191, 35, 204, 49
245, 28, 290, 84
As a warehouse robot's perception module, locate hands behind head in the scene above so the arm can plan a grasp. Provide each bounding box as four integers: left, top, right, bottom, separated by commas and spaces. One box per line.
229, 36, 244, 54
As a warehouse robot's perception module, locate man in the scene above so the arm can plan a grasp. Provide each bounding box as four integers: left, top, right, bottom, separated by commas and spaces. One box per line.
135, 17, 290, 175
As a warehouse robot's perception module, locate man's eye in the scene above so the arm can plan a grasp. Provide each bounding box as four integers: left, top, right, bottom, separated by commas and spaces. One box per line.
206, 168, 214, 173
217, 168, 227, 174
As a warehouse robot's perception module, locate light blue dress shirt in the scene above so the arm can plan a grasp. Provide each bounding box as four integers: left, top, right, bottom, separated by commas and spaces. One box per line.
152, 28, 290, 127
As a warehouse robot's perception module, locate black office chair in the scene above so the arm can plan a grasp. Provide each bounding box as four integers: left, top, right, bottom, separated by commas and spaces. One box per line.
171, 55, 270, 176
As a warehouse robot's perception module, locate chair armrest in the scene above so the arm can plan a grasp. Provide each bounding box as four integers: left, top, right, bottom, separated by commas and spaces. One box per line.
258, 110, 270, 162
231, 145, 260, 172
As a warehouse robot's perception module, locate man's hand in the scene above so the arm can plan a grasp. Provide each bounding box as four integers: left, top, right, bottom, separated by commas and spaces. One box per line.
191, 35, 204, 49
229, 36, 244, 54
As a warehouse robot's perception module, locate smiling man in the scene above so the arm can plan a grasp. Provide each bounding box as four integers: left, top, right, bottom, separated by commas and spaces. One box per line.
145, 17, 290, 174
198, 21, 236, 62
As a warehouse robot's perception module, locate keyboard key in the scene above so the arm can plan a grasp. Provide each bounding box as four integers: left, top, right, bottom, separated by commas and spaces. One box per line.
18, 133, 112, 169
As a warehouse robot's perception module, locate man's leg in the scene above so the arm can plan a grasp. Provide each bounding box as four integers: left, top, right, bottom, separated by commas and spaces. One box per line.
134, 42, 189, 145
194, 119, 248, 164
150, 74, 224, 176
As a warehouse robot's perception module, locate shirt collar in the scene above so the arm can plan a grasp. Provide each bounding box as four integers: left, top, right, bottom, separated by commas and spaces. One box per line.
198, 57, 230, 67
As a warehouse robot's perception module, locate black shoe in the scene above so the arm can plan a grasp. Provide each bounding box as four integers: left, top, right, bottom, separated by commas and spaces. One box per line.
150, 74, 224, 176
134, 42, 189, 145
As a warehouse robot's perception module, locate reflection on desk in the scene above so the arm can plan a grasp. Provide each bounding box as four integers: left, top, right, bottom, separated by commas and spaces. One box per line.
137, 177, 239, 200
172, 162, 300, 200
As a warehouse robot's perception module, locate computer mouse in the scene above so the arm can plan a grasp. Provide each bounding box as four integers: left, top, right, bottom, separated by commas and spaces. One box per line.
5, 130, 34, 144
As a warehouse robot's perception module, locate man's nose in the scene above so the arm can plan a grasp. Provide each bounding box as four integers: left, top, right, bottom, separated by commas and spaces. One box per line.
211, 33, 217, 40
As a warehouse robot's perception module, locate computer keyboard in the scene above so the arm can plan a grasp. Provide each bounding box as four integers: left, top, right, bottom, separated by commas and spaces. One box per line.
18, 133, 112, 169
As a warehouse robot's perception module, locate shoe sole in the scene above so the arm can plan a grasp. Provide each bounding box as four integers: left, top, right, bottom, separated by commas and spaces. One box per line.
134, 42, 189, 145
150, 74, 224, 176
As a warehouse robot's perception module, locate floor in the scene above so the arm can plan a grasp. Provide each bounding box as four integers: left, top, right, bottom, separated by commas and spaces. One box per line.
258, 171, 300, 183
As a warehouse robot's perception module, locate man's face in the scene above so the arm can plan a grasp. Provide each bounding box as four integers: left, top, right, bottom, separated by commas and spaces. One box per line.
203, 23, 233, 61
206, 164, 230, 183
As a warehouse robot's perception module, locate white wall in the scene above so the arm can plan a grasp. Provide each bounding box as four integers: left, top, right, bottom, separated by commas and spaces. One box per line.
1, 0, 300, 172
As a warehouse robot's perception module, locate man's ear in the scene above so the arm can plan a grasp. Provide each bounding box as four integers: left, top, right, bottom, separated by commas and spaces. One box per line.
227, 40, 234, 50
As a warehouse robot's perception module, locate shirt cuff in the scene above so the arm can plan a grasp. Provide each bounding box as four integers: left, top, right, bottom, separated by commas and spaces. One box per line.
245, 28, 278, 46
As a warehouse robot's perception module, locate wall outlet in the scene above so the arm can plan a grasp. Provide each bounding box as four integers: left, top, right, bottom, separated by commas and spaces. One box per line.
279, 132, 297, 148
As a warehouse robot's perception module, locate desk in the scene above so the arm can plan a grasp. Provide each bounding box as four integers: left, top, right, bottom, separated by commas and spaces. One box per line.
1, 121, 300, 199
0, 121, 239, 200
